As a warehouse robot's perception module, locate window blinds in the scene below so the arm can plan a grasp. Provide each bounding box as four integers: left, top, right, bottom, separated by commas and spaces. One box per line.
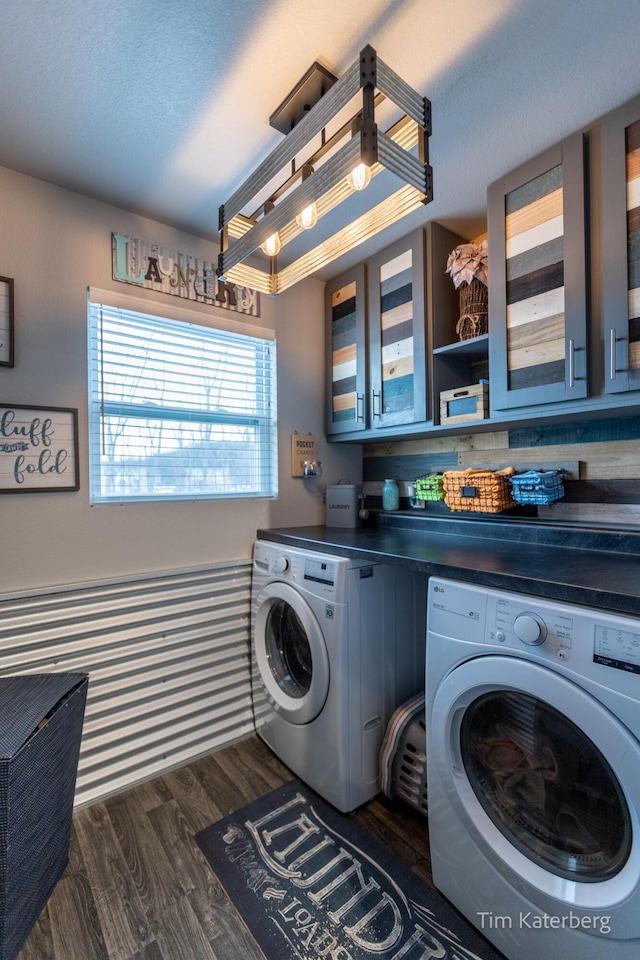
88, 300, 278, 503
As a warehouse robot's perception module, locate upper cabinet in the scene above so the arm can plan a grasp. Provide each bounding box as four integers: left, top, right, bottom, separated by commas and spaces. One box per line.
601, 94, 640, 394
325, 230, 427, 437
326, 97, 640, 443
487, 133, 589, 411
325, 224, 463, 439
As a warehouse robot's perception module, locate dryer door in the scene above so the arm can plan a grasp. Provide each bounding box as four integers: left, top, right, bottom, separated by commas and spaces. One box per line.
431, 655, 640, 925
253, 582, 330, 724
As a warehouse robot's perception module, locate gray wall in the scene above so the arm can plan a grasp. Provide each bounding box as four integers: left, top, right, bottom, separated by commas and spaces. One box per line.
0, 165, 361, 593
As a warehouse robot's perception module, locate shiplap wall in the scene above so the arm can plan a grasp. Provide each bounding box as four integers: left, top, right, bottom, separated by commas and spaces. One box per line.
363, 415, 640, 525
0, 560, 254, 807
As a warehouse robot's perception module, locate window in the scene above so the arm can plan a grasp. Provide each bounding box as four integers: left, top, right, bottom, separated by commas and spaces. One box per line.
88, 298, 277, 503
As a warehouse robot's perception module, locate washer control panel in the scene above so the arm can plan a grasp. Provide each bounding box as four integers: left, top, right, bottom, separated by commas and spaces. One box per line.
428, 577, 640, 701
303, 557, 338, 587
252, 541, 354, 601
594, 623, 640, 675
491, 596, 573, 661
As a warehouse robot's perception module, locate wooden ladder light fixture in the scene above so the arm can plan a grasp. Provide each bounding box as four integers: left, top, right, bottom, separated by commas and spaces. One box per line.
217, 45, 433, 296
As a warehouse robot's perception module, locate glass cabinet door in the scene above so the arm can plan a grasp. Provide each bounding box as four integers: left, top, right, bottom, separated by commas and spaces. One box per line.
325, 265, 367, 435
488, 133, 588, 411
368, 230, 427, 429
601, 93, 640, 394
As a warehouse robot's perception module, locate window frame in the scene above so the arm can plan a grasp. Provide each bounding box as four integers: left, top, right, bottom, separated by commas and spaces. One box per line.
87, 291, 277, 505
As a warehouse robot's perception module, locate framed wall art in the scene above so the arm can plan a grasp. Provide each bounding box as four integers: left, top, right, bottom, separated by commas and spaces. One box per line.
0, 404, 79, 493
0, 276, 14, 367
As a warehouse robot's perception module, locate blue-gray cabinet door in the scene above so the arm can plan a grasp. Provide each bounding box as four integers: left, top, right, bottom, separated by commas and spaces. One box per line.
367, 230, 427, 429
601, 94, 640, 395
488, 134, 589, 411
325, 265, 368, 436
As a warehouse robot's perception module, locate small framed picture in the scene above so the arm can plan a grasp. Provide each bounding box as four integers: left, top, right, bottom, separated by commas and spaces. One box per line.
0, 404, 79, 493
0, 276, 14, 367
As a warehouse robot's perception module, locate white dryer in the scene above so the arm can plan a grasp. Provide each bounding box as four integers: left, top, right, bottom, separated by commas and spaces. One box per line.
426, 576, 640, 960
251, 541, 426, 813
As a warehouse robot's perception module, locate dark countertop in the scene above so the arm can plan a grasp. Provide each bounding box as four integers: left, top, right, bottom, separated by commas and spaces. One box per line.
257, 513, 640, 616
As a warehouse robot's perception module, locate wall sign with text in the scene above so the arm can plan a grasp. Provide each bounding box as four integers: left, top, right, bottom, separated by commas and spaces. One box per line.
112, 233, 260, 316
0, 405, 79, 493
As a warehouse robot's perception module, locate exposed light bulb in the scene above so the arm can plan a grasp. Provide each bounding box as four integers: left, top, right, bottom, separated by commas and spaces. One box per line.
295, 163, 318, 230
347, 162, 371, 192
261, 232, 281, 257
296, 201, 318, 230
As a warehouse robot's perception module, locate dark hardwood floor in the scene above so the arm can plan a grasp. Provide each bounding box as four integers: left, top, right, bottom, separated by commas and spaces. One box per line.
17, 736, 432, 960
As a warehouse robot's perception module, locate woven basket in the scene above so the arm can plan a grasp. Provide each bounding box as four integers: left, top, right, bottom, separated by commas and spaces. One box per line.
443, 467, 516, 513
456, 277, 488, 340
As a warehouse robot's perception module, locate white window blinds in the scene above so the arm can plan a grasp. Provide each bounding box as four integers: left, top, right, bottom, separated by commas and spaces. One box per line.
88, 299, 277, 503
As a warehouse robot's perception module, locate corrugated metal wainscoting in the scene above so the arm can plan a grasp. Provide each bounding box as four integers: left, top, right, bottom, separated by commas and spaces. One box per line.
0, 560, 254, 808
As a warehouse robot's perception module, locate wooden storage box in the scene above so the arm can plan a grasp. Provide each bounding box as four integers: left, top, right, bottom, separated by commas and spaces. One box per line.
0, 674, 88, 960
440, 382, 489, 425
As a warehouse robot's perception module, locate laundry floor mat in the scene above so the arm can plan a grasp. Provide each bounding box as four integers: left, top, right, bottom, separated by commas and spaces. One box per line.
195, 779, 507, 960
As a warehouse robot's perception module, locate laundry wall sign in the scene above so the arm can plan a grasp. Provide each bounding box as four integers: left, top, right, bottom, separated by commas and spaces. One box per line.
112, 233, 260, 316
0, 404, 79, 493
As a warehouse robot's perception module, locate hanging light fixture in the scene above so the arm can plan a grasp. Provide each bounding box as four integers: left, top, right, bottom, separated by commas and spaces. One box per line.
217, 45, 432, 296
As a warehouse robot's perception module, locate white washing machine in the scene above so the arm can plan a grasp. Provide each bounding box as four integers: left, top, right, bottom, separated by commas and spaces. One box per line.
251, 541, 426, 813
426, 576, 640, 960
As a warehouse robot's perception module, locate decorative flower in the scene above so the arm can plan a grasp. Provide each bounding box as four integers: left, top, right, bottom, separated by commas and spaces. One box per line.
446, 240, 488, 289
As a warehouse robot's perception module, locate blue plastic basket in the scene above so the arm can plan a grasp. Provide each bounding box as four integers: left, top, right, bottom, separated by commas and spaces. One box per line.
510, 470, 565, 505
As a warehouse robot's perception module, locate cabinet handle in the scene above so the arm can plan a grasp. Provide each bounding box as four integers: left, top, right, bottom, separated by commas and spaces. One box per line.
568, 338, 575, 389
371, 390, 381, 419
610, 328, 617, 381
356, 393, 365, 421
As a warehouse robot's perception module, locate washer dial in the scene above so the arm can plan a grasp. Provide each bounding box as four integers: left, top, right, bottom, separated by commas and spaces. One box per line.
513, 613, 547, 646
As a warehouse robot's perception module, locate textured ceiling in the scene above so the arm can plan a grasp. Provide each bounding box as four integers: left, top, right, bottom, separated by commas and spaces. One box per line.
2, 0, 640, 281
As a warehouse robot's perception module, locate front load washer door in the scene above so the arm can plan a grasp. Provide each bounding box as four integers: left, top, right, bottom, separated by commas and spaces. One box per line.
431, 655, 640, 929
253, 582, 329, 724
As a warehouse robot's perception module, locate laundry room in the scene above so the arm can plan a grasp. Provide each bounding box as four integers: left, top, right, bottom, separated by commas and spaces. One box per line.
1, 2, 640, 960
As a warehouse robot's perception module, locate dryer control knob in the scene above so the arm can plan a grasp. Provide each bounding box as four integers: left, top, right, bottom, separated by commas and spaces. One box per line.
514, 613, 547, 645
273, 556, 289, 574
